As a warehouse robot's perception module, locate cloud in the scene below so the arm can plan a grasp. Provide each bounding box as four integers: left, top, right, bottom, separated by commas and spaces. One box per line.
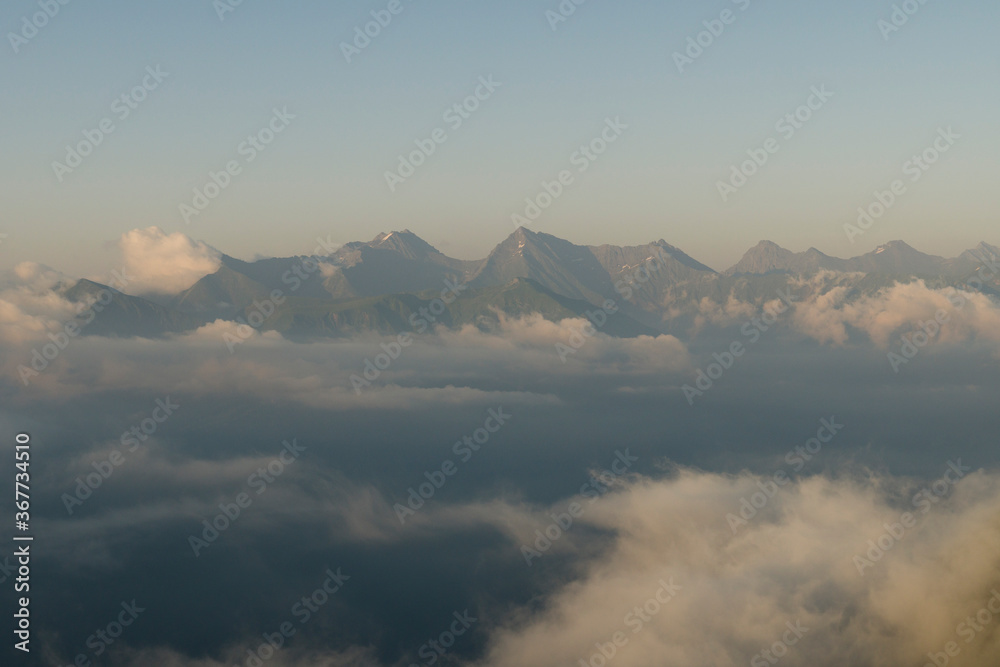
117, 227, 221, 295
2, 313, 689, 409
691, 293, 758, 332
0, 262, 78, 344
666, 273, 1000, 353
469, 467, 1000, 667
789, 278, 1000, 348
90, 645, 380, 667
435, 313, 692, 374
41, 465, 1000, 667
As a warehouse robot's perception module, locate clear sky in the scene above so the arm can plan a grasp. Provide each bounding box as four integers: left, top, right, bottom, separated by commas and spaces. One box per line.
2, 0, 998, 275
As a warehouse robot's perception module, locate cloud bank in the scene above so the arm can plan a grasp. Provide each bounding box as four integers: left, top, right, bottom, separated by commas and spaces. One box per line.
117, 226, 221, 295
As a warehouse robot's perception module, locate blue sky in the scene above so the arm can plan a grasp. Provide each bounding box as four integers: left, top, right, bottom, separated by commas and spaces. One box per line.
2, 0, 998, 275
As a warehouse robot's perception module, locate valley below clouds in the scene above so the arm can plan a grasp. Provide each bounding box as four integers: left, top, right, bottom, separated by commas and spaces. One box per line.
2, 228, 1000, 666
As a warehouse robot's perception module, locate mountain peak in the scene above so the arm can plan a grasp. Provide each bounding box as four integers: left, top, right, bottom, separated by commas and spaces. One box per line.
957, 242, 1000, 267
65, 278, 119, 302
501, 226, 548, 253
370, 229, 415, 244
726, 241, 799, 275
975, 241, 1000, 260
366, 230, 440, 259
873, 240, 916, 253
510, 226, 538, 241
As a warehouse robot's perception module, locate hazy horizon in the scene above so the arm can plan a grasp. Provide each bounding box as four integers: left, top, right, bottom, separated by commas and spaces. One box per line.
11, 225, 1000, 286
4, 3, 1000, 667
2, 1, 999, 276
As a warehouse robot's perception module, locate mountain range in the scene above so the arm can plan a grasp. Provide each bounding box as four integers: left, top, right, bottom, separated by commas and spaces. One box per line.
726, 239, 1000, 277
57, 229, 1000, 340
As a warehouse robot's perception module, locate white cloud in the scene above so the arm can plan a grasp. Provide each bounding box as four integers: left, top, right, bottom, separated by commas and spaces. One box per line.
0, 262, 77, 344
2, 313, 689, 407
468, 468, 1000, 667
789, 278, 1000, 348
117, 226, 221, 295
66, 467, 1000, 667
